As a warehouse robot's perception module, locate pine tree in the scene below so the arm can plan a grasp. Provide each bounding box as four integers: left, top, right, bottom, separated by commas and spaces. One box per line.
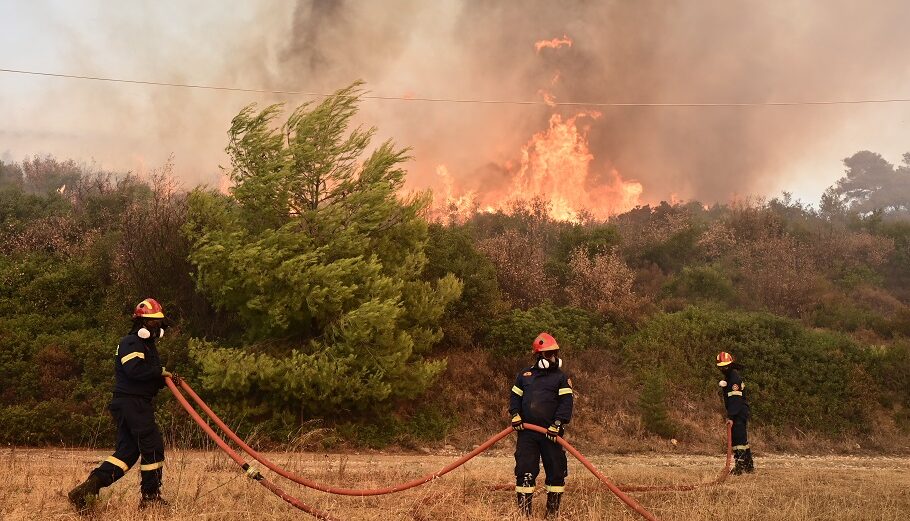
638, 369, 677, 439
183, 82, 462, 422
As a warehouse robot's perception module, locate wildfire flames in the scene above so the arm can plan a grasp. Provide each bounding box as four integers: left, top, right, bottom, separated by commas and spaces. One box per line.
534, 35, 573, 53
434, 112, 642, 222
432, 35, 643, 223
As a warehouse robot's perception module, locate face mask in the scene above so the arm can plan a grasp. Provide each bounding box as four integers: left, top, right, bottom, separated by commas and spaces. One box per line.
137, 327, 164, 340
537, 354, 562, 370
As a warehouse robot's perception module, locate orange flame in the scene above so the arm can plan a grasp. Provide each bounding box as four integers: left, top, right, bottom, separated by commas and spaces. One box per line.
535, 35, 573, 53
505, 113, 642, 221
538, 89, 557, 107
430, 33, 642, 223
436, 113, 642, 223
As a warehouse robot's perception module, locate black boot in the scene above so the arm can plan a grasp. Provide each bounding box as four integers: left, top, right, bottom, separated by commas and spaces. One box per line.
743, 448, 755, 473
731, 449, 745, 475
139, 490, 169, 510
516, 492, 533, 517
545, 491, 562, 518
68, 474, 104, 513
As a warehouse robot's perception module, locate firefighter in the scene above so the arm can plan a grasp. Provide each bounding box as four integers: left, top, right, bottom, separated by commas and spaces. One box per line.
68, 298, 177, 512
509, 332, 574, 518
716, 351, 754, 474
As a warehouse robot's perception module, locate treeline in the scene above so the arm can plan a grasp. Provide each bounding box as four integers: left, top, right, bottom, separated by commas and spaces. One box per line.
1, 85, 909, 449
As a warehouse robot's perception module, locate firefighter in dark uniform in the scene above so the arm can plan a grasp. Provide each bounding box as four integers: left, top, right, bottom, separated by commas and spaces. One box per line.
69, 298, 176, 512
716, 351, 754, 474
509, 332, 574, 518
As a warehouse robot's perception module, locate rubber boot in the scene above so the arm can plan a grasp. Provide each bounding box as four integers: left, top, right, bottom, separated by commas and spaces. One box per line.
68, 474, 104, 513
516, 492, 533, 517
743, 448, 755, 473
139, 490, 170, 510
545, 491, 562, 518
731, 449, 745, 475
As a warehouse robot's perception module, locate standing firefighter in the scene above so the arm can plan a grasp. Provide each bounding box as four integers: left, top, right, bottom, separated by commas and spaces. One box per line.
509, 332, 574, 518
68, 298, 176, 512
716, 351, 754, 474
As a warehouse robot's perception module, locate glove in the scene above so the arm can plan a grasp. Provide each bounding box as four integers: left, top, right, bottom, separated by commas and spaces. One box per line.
546, 421, 563, 443
171, 373, 183, 386
511, 414, 524, 431
161, 367, 173, 378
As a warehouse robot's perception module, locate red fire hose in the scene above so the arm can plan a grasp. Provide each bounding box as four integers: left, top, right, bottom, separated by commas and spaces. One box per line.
165, 378, 339, 521
169, 377, 726, 521
490, 420, 733, 493
176, 378, 513, 496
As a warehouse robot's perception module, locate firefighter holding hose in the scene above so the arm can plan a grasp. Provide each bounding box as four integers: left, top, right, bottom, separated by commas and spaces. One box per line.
509, 332, 574, 518
68, 298, 178, 512
716, 351, 754, 474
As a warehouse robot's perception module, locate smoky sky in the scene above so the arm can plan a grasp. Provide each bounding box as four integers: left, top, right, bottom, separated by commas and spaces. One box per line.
275, 0, 910, 203
4, 0, 910, 204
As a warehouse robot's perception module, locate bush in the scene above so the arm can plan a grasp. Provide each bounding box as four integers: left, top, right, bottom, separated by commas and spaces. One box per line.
485, 304, 613, 356
424, 224, 504, 347
624, 306, 876, 433
638, 369, 677, 438
661, 265, 736, 305
335, 407, 458, 449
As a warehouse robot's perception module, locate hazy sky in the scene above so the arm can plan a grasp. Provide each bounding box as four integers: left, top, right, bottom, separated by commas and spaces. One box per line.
2, 0, 910, 207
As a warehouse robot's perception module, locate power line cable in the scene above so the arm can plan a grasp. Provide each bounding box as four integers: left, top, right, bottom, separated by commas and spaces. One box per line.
3, 67, 910, 108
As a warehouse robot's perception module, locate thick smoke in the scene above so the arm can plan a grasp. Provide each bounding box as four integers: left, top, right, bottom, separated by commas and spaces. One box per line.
277, 0, 910, 204
4, 1, 910, 203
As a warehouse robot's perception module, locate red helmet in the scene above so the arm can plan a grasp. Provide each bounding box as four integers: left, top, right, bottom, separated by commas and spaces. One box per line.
133, 298, 165, 319
532, 332, 559, 353
716, 351, 734, 367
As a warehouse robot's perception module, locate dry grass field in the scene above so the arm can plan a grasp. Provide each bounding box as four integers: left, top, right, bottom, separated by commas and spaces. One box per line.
2, 446, 908, 521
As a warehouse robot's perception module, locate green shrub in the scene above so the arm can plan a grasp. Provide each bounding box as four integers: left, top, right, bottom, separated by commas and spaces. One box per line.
624, 306, 875, 433
662, 265, 736, 304
335, 407, 457, 449
638, 369, 677, 438
485, 304, 614, 356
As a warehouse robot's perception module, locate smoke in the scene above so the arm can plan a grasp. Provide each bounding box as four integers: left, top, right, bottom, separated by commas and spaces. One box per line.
277, 0, 910, 204
4, 0, 910, 204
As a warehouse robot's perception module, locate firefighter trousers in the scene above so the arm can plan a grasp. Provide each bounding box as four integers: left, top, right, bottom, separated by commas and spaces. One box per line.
90, 395, 165, 494
731, 409, 749, 449
514, 430, 568, 493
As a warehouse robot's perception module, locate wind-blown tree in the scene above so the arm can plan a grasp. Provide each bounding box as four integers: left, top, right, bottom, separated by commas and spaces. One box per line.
183, 83, 462, 422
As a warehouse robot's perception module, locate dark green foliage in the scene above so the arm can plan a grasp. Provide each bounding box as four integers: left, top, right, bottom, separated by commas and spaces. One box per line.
625, 307, 875, 433
4, 133, 910, 450
638, 369, 677, 438
486, 304, 613, 356
423, 224, 503, 346
184, 83, 461, 422
335, 407, 457, 449
662, 265, 736, 305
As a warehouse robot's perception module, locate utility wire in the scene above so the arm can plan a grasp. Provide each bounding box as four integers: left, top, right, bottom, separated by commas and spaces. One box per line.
3, 67, 910, 108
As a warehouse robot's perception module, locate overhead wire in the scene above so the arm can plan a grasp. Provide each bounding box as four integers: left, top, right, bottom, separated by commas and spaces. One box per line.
3, 67, 910, 108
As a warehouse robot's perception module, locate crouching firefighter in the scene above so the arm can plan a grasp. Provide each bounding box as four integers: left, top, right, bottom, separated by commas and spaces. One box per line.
716, 351, 754, 475
509, 332, 574, 518
69, 298, 177, 512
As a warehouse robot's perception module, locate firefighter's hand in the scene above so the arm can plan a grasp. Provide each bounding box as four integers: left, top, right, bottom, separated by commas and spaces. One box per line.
161, 367, 174, 378
546, 422, 563, 443
511, 414, 524, 431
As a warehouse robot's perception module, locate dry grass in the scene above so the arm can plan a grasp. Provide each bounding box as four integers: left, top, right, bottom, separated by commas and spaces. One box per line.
3, 446, 909, 521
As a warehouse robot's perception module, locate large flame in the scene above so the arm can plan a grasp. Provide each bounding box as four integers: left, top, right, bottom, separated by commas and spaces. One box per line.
430, 34, 643, 223
506, 112, 642, 221
434, 113, 643, 223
